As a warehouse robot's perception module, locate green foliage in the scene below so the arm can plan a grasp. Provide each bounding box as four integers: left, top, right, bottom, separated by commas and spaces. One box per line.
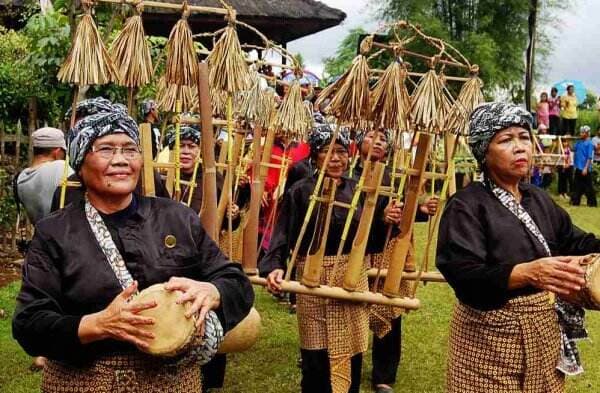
0, 28, 39, 125
322, 27, 367, 84
576, 109, 600, 134
0, 168, 17, 230
581, 90, 598, 110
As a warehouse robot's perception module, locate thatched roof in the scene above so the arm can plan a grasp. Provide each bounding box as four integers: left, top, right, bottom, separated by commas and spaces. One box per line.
142, 0, 346, 44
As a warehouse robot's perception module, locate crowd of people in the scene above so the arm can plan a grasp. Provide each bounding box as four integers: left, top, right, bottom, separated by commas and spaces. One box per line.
9, 93, 600, 393
531, 84, 599, 207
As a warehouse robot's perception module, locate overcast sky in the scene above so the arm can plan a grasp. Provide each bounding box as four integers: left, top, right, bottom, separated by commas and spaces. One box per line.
287, 0, 600, 95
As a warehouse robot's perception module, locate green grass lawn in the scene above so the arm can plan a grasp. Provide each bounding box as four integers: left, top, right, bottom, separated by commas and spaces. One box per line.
0, 199, 598, 392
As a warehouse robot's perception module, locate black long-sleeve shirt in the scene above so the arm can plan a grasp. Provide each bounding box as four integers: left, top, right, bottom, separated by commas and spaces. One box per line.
436, 182, 600, 311
13, 196, 254, 365
259, 175, 389, 276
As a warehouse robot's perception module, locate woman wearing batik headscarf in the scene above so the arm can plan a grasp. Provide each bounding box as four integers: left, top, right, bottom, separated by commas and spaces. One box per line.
13, 101, 254, 392
260, 124, 392, 393
436, 102, 600, 393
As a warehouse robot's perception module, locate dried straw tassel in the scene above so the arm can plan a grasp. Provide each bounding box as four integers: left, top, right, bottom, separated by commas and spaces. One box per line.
317, 36, 372, 124
276, 81, 312, 139
238, 74, 265, 122
58, 13, 117, 85
157, 77, 197, 112
410, 70, 447, 133
211, 88, 229, 117
109, 12, 153, 88
444, 75, 484, 135
370, 60, 410, 132
165, 6, 198, 86
207, 24, 250, 93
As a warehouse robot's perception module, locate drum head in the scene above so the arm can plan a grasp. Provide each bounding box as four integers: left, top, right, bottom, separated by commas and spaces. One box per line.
134, 284, 196, 356
586, 254, 600, 308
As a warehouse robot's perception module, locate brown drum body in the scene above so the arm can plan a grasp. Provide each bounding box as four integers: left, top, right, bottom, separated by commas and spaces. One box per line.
564, 254, 600, 311
133, 284, 197, 356
218, 307, 261, 353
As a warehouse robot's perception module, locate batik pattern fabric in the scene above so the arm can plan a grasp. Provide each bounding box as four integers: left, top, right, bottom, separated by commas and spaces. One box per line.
307, 123, 350, 153
164, 113, 201, 149
295, 254, 369, 393
468, 102, 533, 164
486, 178, 586, 375
42, 352, 201, 393
84, 197, 223, 366
367, 237, 412, 338
447, 292, 565, 393
64, 97, 125, 122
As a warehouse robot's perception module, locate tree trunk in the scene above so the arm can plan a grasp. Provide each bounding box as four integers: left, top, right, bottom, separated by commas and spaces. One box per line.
525, 0, 538, 112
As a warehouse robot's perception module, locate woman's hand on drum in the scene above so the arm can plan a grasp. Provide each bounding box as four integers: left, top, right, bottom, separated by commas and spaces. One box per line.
164, 277, 221, 335
78, 281, 157, 349
511, 256, 586, 295
266, 269, 285, 294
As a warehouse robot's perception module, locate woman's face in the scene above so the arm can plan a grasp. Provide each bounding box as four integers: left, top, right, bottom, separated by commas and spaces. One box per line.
80, 133, 142, 197
179, 139, 200, 173
485, 126, 532, 181
567, 86, 574, 95
541, 93, 548, 101
360, 130, 388, 161
551, 89, 557, 97
316, 142, 348, 179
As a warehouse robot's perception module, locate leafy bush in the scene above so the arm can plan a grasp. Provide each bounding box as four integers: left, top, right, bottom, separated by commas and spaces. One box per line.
577, 110, 600, 134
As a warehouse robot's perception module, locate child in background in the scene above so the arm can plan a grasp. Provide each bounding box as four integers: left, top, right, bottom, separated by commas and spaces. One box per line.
537, 92, 550, 128
548, 87, 561, 135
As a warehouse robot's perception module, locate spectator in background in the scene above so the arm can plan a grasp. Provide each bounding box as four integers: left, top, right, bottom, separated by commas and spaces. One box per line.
139, 99, 162, 159
16, 127, 73, 225
536, 92, 550, 128
548, 87, 561, 134
571, 126, 596, 206
592, 126, 600, 164
557, 137, 574, 200
560, 85, 578, 135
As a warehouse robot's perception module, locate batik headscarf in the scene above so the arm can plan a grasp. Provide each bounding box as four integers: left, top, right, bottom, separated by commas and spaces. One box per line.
468, 102, 532, 165
64, 97, 127, 122
164, 113, 201, 149
308, 123, 350, 154
68, 99, 139, 171
355, 128, 392, 155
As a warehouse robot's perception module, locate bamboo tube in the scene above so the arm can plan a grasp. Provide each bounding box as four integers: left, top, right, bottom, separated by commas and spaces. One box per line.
109, 11, 153, 88
59, 86, 80, 209
383, 133, 432, 297
301, 178, 337, 288
241, 125, 263, 275
140, 123, 156, 196
58, 12, 117, 85
366, 269, 445, 282
197, 62, 219, 240
172, 100, 183, 200
249, 276, 420, 309
165, 4, 198, 87
343, 162, 385, 291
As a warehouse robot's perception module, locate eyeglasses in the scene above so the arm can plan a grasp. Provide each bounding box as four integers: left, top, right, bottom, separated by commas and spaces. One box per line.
91, 145, 141, 160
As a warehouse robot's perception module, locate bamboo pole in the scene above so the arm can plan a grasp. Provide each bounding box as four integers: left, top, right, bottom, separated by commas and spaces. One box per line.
383, 133, 432, 297
97, 0, 229, 15
197, 62, 219, 241
241, 125, 263, 275
343, 162, 385, 291
249, 276, 421, 309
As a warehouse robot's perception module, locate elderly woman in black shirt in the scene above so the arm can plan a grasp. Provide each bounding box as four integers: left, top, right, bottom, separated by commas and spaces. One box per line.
12, 100, 253, 392
436, 102, 600, 393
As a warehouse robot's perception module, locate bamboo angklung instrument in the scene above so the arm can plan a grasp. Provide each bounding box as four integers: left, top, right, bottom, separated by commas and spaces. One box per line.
197, 62, 219, 241
382, 133, 432, 297
343, 161, 385, 291
301, 178, 337, 288
241, 125, 263, 274
140, 123, 156, 196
